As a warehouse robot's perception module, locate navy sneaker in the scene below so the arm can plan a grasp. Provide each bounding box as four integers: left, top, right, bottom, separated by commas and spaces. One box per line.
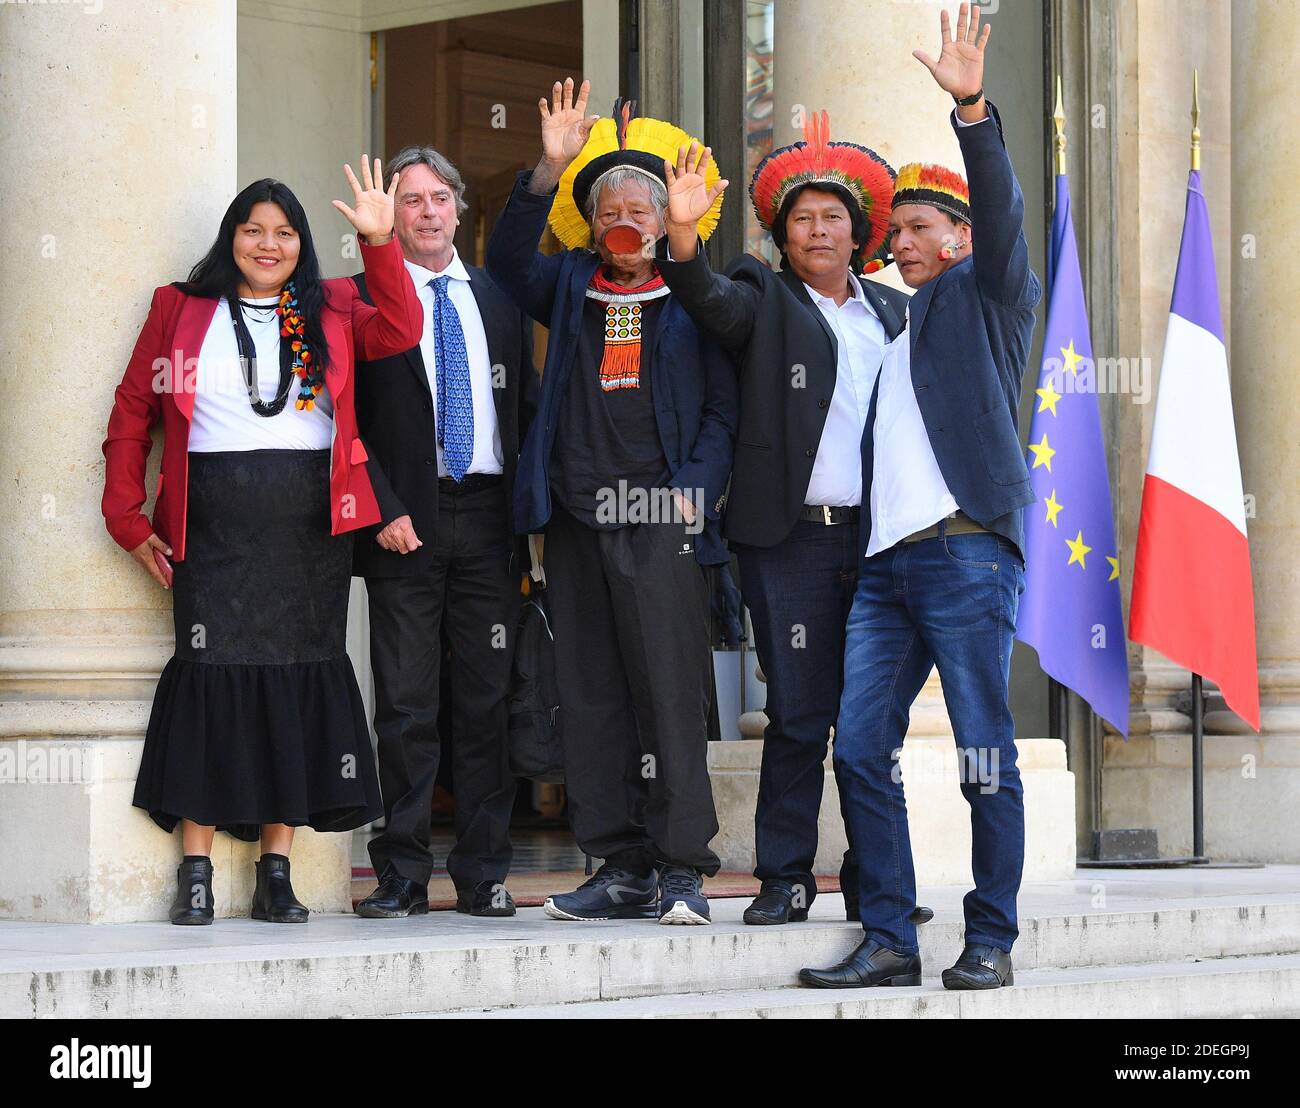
543, 863, 658, 921
658, 864, 710, 925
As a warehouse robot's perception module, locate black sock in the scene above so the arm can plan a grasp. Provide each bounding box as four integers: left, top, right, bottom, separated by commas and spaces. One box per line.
182, 854, 209, 864
260, 852, 289, 863
608, 849, 656, 879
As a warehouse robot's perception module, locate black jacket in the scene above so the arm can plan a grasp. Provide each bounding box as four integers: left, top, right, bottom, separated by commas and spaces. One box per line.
656, 249, 909, 549
859, 104, 1041, 559
350, 264, 537, 578
486, 172, 739, 567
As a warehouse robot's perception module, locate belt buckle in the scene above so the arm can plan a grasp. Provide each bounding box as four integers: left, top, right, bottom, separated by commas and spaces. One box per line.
822, 505, 833, 526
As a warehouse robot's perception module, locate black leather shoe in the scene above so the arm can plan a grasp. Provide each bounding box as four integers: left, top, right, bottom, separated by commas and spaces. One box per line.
456, 880, 516, 917
798, 937, 922, 989
743, 879, 811, 925
941, 943, 1013, 989
844, 899, 935, 926
169, 857, 214, 926
356, 865, 429, 918
250, 854, 309, 924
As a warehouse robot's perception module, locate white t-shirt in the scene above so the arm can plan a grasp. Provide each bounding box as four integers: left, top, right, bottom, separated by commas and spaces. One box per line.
188, 295, 334, 452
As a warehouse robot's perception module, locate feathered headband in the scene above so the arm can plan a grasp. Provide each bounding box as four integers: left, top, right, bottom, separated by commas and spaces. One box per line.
549, 99, 724, 251
892, 162, 971, 225
750, 110, 895, 269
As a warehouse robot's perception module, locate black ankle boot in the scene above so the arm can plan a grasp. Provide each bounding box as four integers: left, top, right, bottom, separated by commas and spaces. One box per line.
169, 857, 214, 925
251, 854, 308, 923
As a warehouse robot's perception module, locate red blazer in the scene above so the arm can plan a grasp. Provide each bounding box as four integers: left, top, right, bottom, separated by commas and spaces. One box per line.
102, 237, 422, 561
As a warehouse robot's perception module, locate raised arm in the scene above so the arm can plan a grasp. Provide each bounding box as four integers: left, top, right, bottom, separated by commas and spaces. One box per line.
655, 247, 762, 357
486, 77, 599, 323
653, 141, 760, 354
914, 3, 1035, 306
333, 156, 424, 358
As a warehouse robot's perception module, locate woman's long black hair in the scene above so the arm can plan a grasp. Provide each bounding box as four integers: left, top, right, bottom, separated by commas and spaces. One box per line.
175, 178, 331, 369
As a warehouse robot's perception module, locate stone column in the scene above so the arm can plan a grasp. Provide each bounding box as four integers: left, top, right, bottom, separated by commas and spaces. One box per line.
1199, 1, 1300, 833
1097, 1, 1300, 863
704, 1, 1075, 883
0, 1, 347, 921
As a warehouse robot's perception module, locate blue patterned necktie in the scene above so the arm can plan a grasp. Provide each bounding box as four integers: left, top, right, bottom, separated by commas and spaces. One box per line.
431, 275, 474, 482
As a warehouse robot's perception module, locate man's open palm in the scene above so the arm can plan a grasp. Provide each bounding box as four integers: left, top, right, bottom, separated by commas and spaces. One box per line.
540, 77, 599, 166
913, 2, 990, 101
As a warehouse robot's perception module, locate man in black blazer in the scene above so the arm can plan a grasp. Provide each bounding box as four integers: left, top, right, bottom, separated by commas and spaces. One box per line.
657, 134, 920, 927
351, 146, 536, 919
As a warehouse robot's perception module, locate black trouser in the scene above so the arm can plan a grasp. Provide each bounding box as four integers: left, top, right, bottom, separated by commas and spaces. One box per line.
733, 518, 862, 904
544, 504, 720, 877
364, 479, 520, 889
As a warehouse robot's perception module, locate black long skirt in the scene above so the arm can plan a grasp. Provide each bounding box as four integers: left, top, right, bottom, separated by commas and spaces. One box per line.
133, 448, 382, 842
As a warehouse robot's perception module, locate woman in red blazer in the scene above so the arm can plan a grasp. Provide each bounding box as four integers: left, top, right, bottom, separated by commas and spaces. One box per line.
102, 158, 422, 925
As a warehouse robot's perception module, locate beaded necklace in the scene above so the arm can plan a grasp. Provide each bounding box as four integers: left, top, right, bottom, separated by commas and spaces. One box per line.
228, 280, 323, 416
278, 282, 323, 411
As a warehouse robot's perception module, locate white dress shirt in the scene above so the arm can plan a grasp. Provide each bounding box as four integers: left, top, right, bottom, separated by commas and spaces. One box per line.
406, 250, 502, 477
803, 271, 887, 506
861, 107, 987, 553
189, 295, 334, 452
864, 309, 960, 556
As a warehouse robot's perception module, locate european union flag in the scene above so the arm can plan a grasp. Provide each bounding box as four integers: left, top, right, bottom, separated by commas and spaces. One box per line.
1015, 172, 1130, 736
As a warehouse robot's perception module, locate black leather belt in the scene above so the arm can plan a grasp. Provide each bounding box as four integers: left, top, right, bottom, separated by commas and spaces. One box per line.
438, 472, 503, 493
798, 504, 860, 526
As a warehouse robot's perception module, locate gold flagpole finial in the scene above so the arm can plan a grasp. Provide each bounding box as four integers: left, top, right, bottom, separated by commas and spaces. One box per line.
1190, 69, 1201, 171
1053, 74, 1067, 176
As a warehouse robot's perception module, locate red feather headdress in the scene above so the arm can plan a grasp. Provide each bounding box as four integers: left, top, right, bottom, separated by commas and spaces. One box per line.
750, 111, 896, 268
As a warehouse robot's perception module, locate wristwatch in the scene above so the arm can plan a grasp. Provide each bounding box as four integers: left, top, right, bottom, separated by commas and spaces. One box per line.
953, 88, 984, 106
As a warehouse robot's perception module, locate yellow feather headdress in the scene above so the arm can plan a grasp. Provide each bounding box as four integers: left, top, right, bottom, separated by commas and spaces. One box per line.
548, 106, 724, 251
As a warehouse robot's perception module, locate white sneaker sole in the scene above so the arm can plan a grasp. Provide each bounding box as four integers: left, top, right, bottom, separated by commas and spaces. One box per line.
543, 896, 657, 922
543, 896, 602, 922
658, 900, 710, 925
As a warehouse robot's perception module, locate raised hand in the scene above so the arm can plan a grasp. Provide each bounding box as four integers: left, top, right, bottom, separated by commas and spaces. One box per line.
539, 77, 599, 168
913, 2, 991, 102
333, 155, 399, 241
664, 142, 728, 231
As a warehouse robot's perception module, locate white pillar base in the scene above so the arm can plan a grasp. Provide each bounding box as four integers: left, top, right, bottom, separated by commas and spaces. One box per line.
708, 737, 1076, 885
0, 737, 350, 923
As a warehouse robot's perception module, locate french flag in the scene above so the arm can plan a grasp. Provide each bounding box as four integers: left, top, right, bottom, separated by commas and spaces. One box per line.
1130, 169, 1260, 730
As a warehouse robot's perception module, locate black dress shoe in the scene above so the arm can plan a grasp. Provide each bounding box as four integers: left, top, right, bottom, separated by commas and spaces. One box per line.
798, 937, 922, 989
250, 854, 309, 924
456, 880, 516, 916
743, 879, 811, 925
169, 857, 214, 926
356, 865, 429, 918
844, 901, 935, 925
941, 943, 1013, 989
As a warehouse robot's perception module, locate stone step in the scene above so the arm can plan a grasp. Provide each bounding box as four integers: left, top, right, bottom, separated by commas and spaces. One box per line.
414, 952, 1300, 1020
6, 867, 1300, 1018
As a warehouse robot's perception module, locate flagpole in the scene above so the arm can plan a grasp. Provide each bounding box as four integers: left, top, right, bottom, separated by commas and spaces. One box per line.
1187, 69, 1209, 865
1045, 80, 1069, 795
1053, 75, 1066, 176
1045, 75, 1114, 858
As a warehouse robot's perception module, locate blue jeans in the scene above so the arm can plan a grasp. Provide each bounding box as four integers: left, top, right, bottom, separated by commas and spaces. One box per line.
834, 525, 1026, 955
734, 519, 861, 901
